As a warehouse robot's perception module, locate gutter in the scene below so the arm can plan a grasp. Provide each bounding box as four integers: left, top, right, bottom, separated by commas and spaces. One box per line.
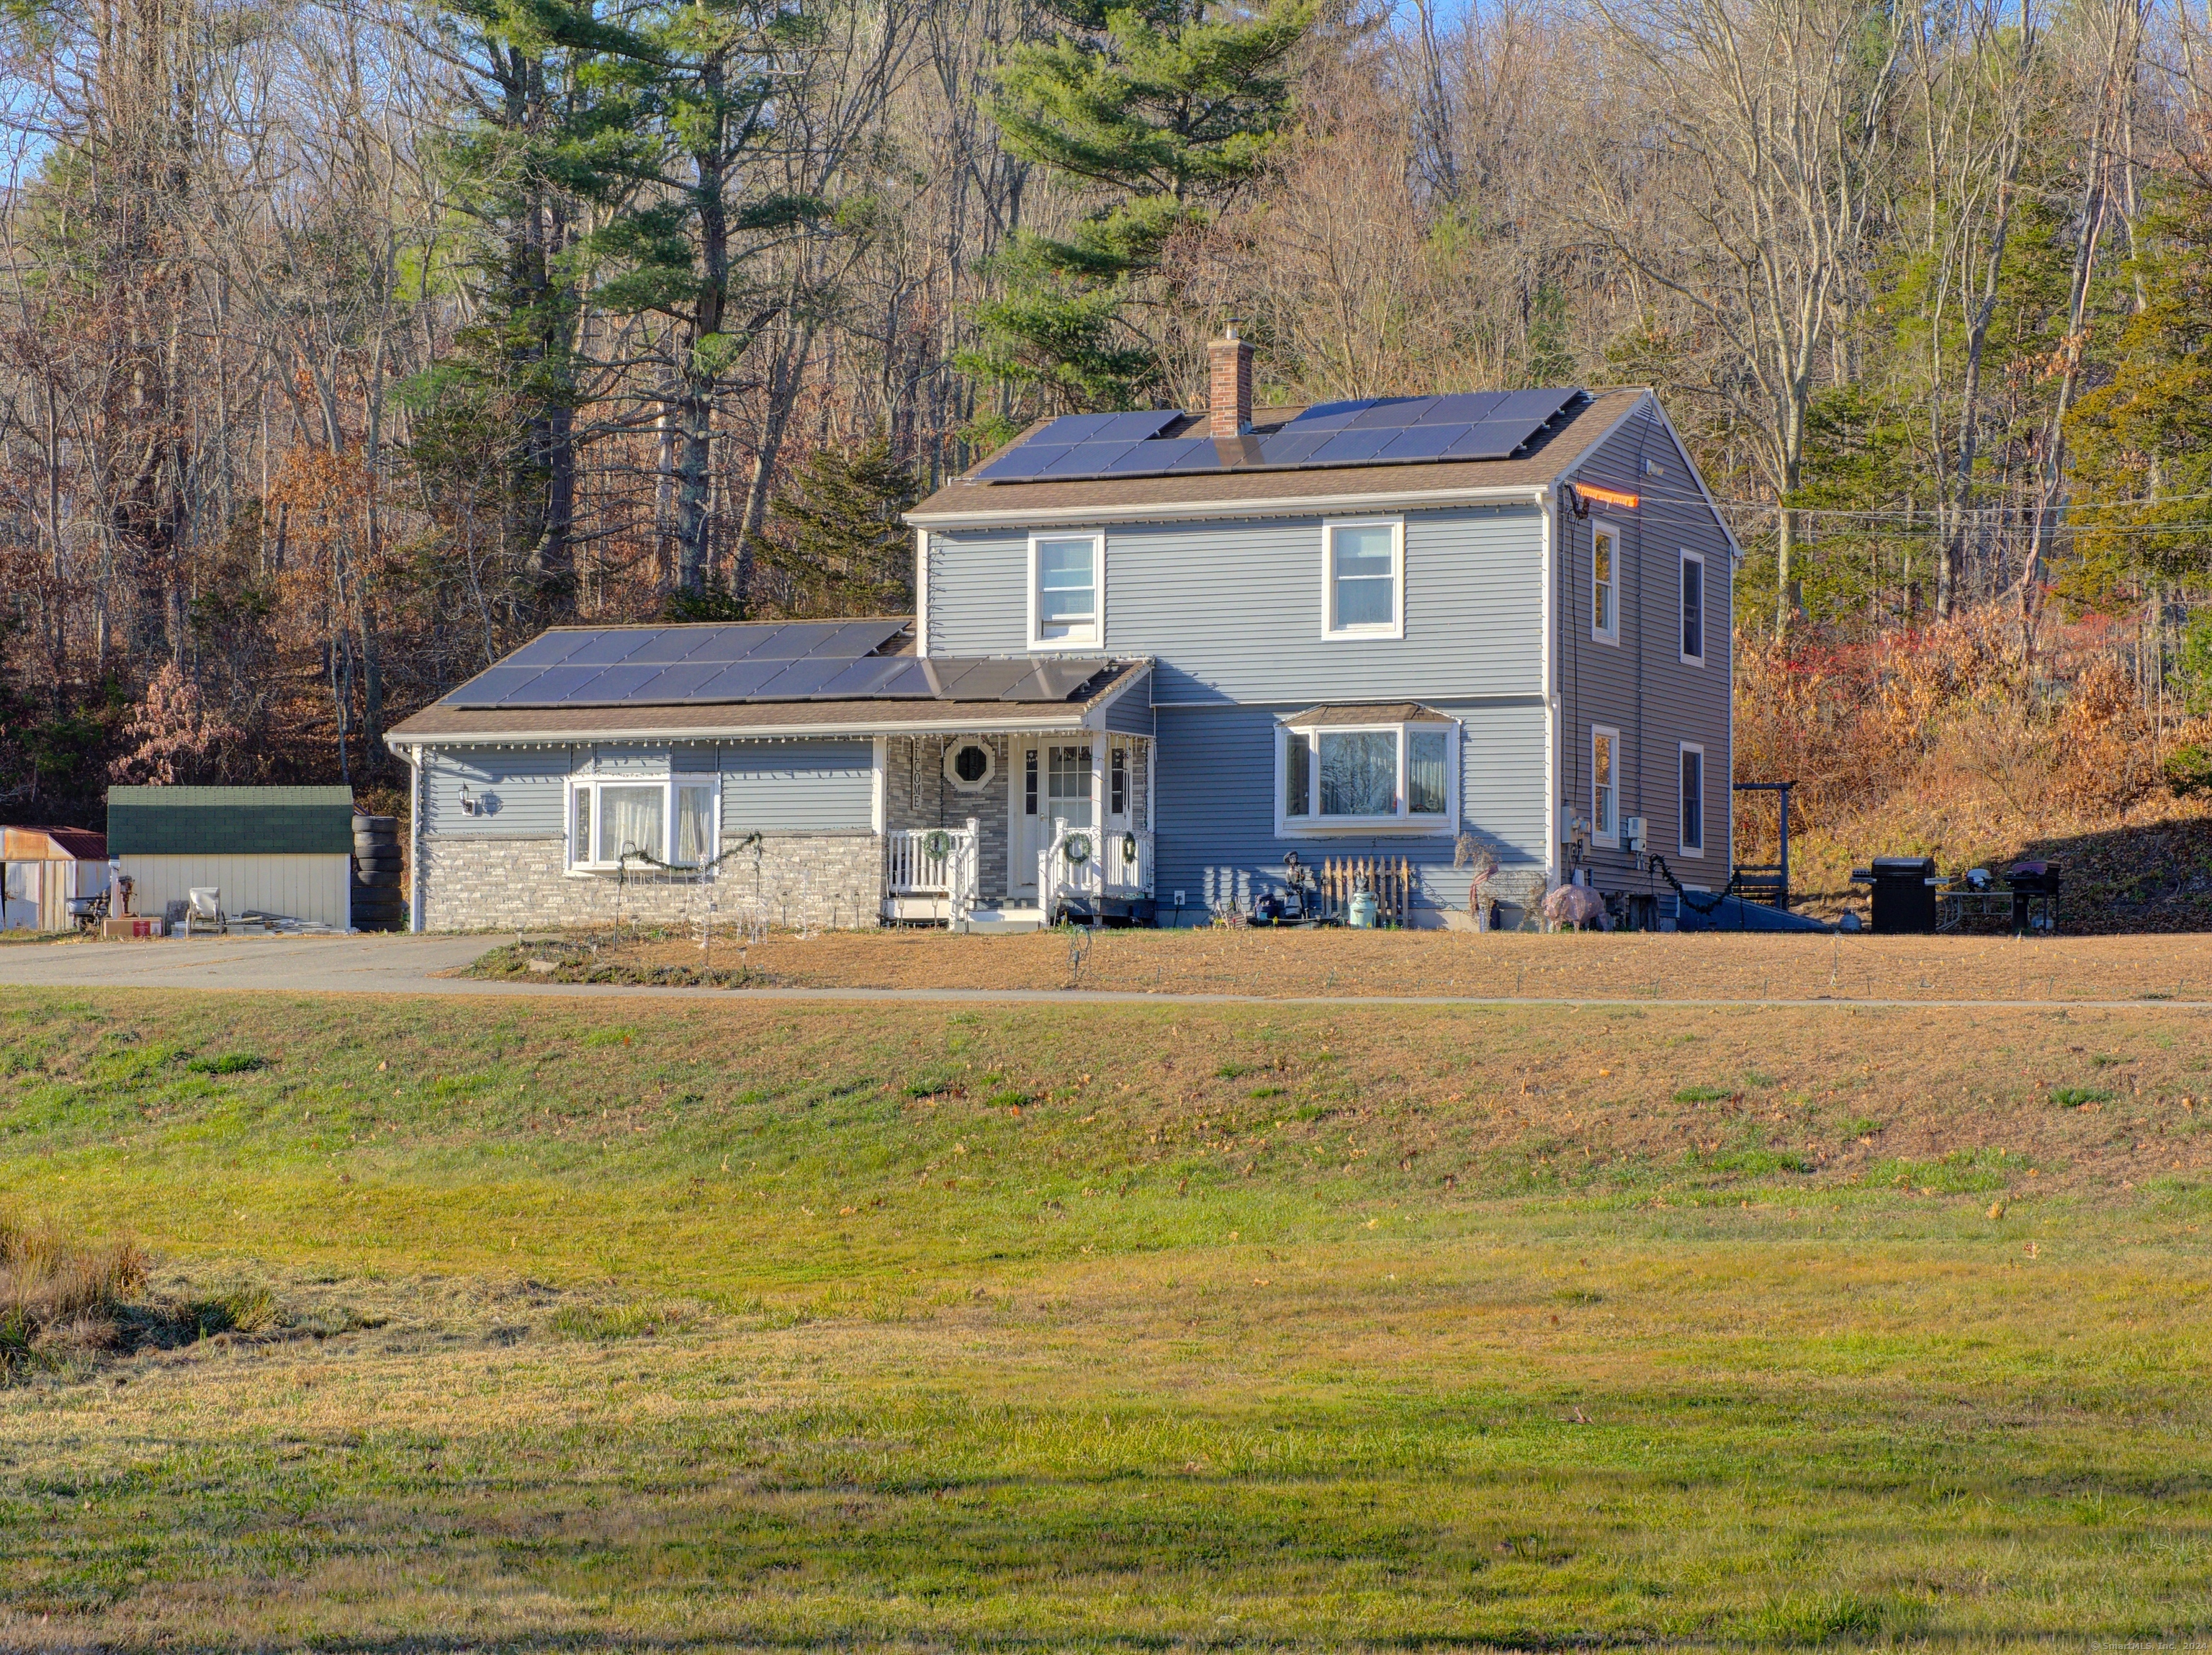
385, 713, 1100, 748
908, 481, 1551, 531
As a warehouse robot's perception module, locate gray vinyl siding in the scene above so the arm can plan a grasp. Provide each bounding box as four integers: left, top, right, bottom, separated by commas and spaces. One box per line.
926, 507, 1544, 706
422, 739, 873, 839
719, 741, 874, 832
422, 747, 571, 837
927, 530, 1029, 655
1152, 699, 1546, 918
1557, 399, 1735, 894
1103, 682, 1156, 736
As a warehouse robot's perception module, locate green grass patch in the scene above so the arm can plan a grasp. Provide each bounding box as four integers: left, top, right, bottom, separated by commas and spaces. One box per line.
2051, 1085, 2115, 1107
184, 1051, 264, 1075
1673, 1083, 1736, 1103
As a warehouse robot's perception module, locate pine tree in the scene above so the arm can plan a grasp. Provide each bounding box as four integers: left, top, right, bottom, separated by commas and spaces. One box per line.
2067, 172, 2212, 594
754, 443, 922, 616
964, 0, 1314, 415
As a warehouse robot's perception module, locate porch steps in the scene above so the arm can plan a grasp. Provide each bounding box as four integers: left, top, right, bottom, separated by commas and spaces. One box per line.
953, 905, 1047, 935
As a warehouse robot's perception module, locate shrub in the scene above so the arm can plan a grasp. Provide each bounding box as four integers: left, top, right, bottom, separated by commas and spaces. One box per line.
2164, 742, 2212, 798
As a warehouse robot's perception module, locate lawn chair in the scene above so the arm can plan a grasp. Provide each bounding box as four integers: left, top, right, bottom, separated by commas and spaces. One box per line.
186, 887, 227, 936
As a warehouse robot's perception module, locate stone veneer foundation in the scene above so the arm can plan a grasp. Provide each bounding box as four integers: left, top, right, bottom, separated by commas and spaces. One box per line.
420, 831, 882, 931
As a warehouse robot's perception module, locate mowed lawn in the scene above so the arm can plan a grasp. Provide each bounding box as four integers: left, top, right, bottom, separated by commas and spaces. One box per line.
4, 989, 2211, 1651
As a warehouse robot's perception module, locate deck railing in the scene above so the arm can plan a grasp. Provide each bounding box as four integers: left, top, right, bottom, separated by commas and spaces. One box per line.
886, 821, 978, 919
1041, 822, 1152, 917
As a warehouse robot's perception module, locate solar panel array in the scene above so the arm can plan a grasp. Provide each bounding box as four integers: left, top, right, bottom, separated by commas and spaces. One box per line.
441, 620, 1120, 710
971, 388, 1583, 485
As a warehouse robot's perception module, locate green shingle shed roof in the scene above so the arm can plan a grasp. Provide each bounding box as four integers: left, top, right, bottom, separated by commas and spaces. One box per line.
107, 787, 356, 857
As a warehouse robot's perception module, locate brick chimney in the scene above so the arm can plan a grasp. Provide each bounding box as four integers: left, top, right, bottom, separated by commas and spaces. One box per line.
1207, 321, 1254, 438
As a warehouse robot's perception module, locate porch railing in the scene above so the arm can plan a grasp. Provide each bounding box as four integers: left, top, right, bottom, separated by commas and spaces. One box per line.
886, 820, 978, 920
1042, 822, 1153, 916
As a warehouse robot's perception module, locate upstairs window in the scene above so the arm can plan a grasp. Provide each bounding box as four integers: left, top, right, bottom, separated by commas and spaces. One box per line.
1277, 712, 1457, 834
1030, 533, 1100, 647
1681, 550, 1705, 665
1592, 525, 1619, 644
1322, 518, 1403, 639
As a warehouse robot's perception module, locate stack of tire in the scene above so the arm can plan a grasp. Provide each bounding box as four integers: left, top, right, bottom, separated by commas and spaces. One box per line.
352, 815, 407, 931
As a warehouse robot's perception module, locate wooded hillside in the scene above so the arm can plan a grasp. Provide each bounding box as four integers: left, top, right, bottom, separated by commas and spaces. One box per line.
2, 0, 2210, 872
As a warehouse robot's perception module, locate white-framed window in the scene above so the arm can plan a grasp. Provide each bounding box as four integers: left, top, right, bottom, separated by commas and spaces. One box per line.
1678, 743, 1705, 856
567, 774, 719, 871
1680, 550, 1705, 665
943, 737, 996, 794
1110, 745, 1128, 817
1590, 725, 1619, 847
1591, 524, 1619, 645
1274, 717, 1457, 835
1028, 532, 1101, 648
1321, 517, 1405, 640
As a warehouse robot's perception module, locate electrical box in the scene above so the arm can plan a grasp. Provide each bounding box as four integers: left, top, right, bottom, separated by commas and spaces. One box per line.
1623, 815, 1646, 853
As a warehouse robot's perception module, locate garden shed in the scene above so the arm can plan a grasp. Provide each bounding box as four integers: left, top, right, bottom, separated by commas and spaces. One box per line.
1, 826, 108, 931
108, 786, 356, 930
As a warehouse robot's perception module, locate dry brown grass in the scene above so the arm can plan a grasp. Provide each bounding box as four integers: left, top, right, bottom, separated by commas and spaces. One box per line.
1737, 610, 2212, 927
472, 925, 2212, 1003
0, 1211, 148, 1371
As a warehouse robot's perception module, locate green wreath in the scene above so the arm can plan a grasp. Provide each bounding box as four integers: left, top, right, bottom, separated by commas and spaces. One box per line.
922, 829, 953, 861
1062, 833, 1092, 865
1120, 832, 1139, 864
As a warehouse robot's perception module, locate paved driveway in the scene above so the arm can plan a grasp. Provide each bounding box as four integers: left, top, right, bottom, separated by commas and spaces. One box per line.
0, 933, 491, 994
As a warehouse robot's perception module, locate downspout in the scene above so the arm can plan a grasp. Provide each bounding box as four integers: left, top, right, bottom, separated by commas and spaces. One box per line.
408, 742, 424, 934
1538, 483, 1558, 893
914, 527, 930, 657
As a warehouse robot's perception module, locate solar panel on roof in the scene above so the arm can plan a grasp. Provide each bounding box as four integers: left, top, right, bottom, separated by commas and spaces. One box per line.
559, 631, 655, 666
1409, 392, 1509, 426
1377, 426, 1470, 462
499, 632, 595, 668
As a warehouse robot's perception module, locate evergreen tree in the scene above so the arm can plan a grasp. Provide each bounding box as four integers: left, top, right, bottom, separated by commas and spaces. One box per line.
755, 443, 921, 616
2067, 173, 2212, 596
966, 0, 1314, 415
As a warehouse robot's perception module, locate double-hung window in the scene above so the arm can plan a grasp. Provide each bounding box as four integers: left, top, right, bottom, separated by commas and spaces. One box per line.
1590, 727, 1619, 847
1592, 525, 1619, 644
1680, 550, 1705, 665
1678, 743, 1705, 856
1277, 712, 1457, 834
569, 773, 719, 871
1322, 518, 1404, 639
1030, 533, 1100, 647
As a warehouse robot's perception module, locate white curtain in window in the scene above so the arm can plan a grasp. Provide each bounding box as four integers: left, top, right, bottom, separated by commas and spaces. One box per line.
1407, 727, 1448, 815
1331, 526, 1395, 628
598, 785, 664, 864
675, 786, 715, 866
1320, 731, 1395, 815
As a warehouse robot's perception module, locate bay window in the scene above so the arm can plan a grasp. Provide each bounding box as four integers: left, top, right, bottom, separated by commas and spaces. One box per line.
1276, 711, 1458, 834
568, 774, 720, 871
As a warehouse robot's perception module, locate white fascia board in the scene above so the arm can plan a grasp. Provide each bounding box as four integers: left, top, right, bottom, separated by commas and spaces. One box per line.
401, 714, 1095, 747
907, 482, 1548, 530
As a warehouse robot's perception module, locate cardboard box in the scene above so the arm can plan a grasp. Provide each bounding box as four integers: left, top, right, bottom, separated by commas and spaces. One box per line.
101, 917, 164, 939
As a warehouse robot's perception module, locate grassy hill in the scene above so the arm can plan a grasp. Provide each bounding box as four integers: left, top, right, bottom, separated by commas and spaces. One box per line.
4, 984, 2211, 1649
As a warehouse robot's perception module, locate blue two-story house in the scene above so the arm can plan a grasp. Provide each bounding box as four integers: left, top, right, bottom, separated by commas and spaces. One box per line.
386, 331, 1737, 933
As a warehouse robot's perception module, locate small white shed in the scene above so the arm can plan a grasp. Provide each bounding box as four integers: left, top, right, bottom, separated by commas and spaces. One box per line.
1, 826, 109, 931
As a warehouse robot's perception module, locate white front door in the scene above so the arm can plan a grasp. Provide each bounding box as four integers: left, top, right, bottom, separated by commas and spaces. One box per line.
1010, 742, 1094, 902
1012, 745, 1043, 899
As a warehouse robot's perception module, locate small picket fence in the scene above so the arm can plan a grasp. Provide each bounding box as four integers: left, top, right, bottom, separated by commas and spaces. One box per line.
1316, 856, 1413, 925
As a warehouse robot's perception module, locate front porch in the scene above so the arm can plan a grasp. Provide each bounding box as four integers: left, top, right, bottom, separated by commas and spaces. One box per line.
880, 732, 1156, 929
